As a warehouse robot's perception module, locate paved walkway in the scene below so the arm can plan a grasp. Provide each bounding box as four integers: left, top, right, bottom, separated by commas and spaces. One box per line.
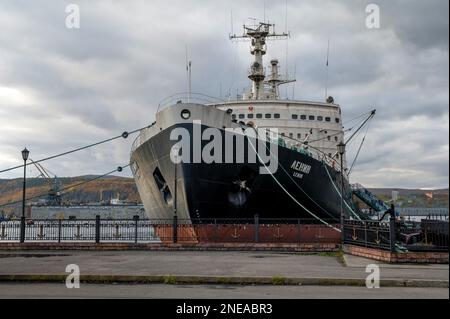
0, 283, 447, 299
0, 251, 447, 282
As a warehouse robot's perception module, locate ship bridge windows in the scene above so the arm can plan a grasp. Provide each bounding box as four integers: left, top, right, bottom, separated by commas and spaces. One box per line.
309, 115, 315, 121
274, 113, 280, 119
238, 114, 245, 119
325, 117, 331, 122
317, 116, 323, 121
265, 113, 272, 119
232, 114, 237, 120
297, 133, 301, 139
335, 118, 340, 123
256, 113, 263, 119
292, 114, 298, 120
334, 136, 338, 142
247, 113, 254, 119
300, 115, 307, 120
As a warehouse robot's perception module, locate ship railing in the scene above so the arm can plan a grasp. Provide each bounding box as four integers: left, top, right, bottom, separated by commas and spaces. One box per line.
157, 92, 226, 111
130, 122, 156, 154
247, 66, 266, 77
266, 132, 344, 172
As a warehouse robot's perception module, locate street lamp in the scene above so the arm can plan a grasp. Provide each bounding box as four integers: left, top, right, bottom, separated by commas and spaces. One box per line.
20, 147, 29, 243
171, 145, 180, 243
337, 142, 346, 243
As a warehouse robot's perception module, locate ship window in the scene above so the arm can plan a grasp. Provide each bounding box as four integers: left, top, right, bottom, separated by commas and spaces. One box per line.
232, 114, 237, 119
297, 133, 301, 139
181, 109, 191, 120
336, 154, 340, 159
335, 118, 340, 123
265, 113, 272, 119
247, 113, 254, 119
289, 133, 293, 138
309, 115, 315, 120
325, 117, 331, 122
274, 113, 280, 119
238, 114, 245, 119
281, 132, 285, 136
317, 116, 323, 121
334, 136, 338, 142
328, 153, 332, 157
300, 115, 307, 120
292, 114, 298, 120
327, 136, 331, 141
256, 113, 263, 119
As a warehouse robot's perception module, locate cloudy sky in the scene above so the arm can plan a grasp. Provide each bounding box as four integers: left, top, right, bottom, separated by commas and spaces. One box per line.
0, 0, 448, 189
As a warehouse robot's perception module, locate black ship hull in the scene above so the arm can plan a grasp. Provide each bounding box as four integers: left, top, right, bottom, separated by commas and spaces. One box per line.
131, 123, 358, 222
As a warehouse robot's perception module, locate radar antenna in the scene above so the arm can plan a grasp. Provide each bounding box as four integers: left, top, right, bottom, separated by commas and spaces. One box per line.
230, 21, 294, 100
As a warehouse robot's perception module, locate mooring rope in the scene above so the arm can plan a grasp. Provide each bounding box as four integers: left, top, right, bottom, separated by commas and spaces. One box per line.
245, 129, 341, 232
250, 129, 339, 221
322, 163, 362, 221
0, 125, 151, 175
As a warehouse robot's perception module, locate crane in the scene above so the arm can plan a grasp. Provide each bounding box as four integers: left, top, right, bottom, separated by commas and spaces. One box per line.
30, 159, 62, 206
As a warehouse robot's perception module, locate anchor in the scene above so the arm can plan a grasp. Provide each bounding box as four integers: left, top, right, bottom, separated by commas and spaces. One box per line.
231, 226, 240, 239
316, 226, 324, 239
113, 224, 122, 238
351, 227, 358, 240
374, 230, 381, 244
74, 224, 82, 239
273, 225, 284, 239
37, 224, 46, 239
0, 225, 7, 239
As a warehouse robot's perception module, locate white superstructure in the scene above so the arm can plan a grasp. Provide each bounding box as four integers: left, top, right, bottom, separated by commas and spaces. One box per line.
211, 21, 346, 169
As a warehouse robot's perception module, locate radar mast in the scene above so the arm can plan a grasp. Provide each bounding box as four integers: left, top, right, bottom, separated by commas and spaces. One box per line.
230, 21, 295, 100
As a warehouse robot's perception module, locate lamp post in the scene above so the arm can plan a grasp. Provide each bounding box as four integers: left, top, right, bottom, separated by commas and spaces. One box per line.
172, 146, 180, 243
337, 142, 346, 243
20, 147, 29, 243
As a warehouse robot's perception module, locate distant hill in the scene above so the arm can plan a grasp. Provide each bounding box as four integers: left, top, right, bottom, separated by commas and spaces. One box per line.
1, 176, 448, 216
0, 176, 140, 215
366, 188, 448, 208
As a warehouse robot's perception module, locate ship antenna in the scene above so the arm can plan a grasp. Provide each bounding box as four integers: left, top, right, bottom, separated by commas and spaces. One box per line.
284, 0, 289, 99
188, 60, 192, 102
230, 20, 289, 100
325, 38, 330, 100
230, 10, 234, 36
185, 44, 192, 102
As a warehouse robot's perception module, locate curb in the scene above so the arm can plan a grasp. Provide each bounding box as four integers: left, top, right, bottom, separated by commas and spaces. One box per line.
0, 274, 447, 288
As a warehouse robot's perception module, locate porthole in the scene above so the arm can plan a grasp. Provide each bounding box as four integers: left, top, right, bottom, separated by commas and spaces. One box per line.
181, 109, 191, 119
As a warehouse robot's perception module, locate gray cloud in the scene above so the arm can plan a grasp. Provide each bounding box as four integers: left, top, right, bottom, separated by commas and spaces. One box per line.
0, 0, 448, 189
